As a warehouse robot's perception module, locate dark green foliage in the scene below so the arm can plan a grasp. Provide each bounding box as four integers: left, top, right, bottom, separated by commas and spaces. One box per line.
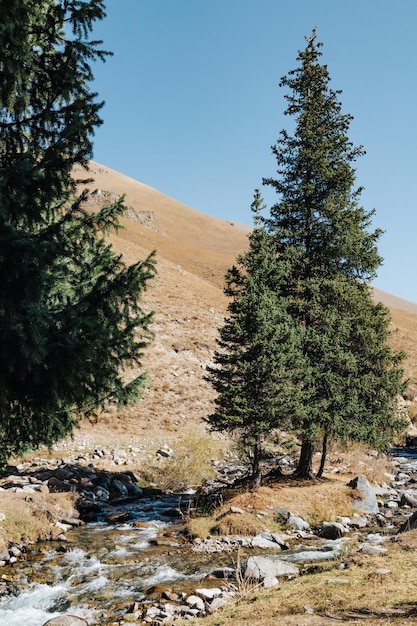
0, 0, 156, 466
206, 190, 305, 485
208, 30, 406, 482
263, 30, 407, 477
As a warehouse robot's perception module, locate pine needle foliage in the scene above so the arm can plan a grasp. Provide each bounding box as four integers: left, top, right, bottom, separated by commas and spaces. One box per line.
206, 190, 306, 486
208, 30, 407, 482
0, 0, 156, 466
262, 30, 407, 477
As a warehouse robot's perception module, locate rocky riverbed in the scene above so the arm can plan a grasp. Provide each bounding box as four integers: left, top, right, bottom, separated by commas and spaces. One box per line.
1, 445, 417, 625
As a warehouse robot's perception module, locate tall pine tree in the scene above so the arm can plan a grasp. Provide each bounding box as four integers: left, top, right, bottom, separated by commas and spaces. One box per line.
206, 190, 305, 486
262, 30, 406, 477
0, 0, 156, 466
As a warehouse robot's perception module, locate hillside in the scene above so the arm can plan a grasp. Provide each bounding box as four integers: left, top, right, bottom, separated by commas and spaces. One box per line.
69, 161, 417, 451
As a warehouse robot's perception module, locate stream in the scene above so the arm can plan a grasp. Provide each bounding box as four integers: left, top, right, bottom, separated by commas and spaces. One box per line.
0, 493, 209, 625
0, 447, 416, 625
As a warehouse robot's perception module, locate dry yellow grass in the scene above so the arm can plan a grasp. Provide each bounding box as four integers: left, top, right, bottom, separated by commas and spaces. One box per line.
173, 530, 417, 626
60, 161, 417, 459
138, 430, 224, 491
0, 491, 78, 549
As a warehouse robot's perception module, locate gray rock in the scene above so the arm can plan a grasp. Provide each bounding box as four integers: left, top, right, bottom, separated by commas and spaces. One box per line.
359, 543, 388, 555
348, 476, 379, 513
397, 510, 417, 533
319, 521, 346, 540
195, 587, 222, 600
400, 490, 417, 507
8, 545, 22, 557
263, 575, 280, 588
326, 577, 350, 584
211, 566, 235, 579
43, 617, 88, 626
112, 449, 128, 459
286, 548, 340, 562
251, 534, 282, 549
110, 479, 129, 498
186, 594, 205, 611
260, 531, 290, 548
94, 486, 110, 501
157, 445, 174, 458
349, 513, 369, 528
286, 514, 310, 531
208, 595, 231, 613
245, 555, 299, 581
230, 506, 244, 514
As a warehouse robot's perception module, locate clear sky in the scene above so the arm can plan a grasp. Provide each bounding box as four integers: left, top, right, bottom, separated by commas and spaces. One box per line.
91, 0, 417, 303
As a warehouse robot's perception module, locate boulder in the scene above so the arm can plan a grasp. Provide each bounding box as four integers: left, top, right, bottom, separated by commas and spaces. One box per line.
260, 531, 290, 548
110, 478, 129, 498
286, 514, 310, 531
359, 543, 388, 555
185, 594, 205, 611
319, 521, 346, 539
348, 476, 379, 513
400, 490, 417, 507
397, 510, 417, 533
245, 555, 299, 581
195, 587, 222, 600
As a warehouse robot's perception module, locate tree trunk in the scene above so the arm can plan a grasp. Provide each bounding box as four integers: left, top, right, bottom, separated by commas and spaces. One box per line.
293, 439, 315, 479
316, 433, 328, 479
251, 440, 262, 489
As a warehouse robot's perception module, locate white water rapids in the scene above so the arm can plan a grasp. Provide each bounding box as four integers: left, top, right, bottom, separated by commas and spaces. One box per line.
0, 495, 207, 625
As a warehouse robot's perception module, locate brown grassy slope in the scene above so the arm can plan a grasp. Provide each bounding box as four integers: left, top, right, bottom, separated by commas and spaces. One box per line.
71, 161, 250, 450
77, 161, 250, 289
70, 161, 417, 450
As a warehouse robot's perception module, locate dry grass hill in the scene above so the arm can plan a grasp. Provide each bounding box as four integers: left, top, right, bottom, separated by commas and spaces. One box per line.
70, 161, 417, 451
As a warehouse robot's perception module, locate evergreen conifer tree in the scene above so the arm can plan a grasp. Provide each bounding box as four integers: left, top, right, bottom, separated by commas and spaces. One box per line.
206, 190, 305, 486
0, 0, 156, 466
262, 30, 406, 477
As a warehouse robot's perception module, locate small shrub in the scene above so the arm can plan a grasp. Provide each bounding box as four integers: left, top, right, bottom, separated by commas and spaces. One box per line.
140, 430, 223, 491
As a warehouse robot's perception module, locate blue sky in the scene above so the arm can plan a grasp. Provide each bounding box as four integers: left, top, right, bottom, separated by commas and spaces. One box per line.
91, 0, 417, 303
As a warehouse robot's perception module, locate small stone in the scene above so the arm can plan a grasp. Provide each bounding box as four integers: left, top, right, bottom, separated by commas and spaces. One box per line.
287, 515, 310, 531
359, 543, 388, 555
185, 595, 205, 611
326, 577, 351, 584
229, 506, 244, 514
196, 588, 222, 600
263, 575, 280, 588
208, 595, 230, 613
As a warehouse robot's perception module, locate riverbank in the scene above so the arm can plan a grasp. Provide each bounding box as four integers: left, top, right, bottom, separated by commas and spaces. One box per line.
2, 443, 417, 624
0, 438, 391, 558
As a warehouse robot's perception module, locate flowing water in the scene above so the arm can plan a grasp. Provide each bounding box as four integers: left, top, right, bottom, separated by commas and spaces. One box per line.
0, 493, 232, 625
2, 448, 416, 625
